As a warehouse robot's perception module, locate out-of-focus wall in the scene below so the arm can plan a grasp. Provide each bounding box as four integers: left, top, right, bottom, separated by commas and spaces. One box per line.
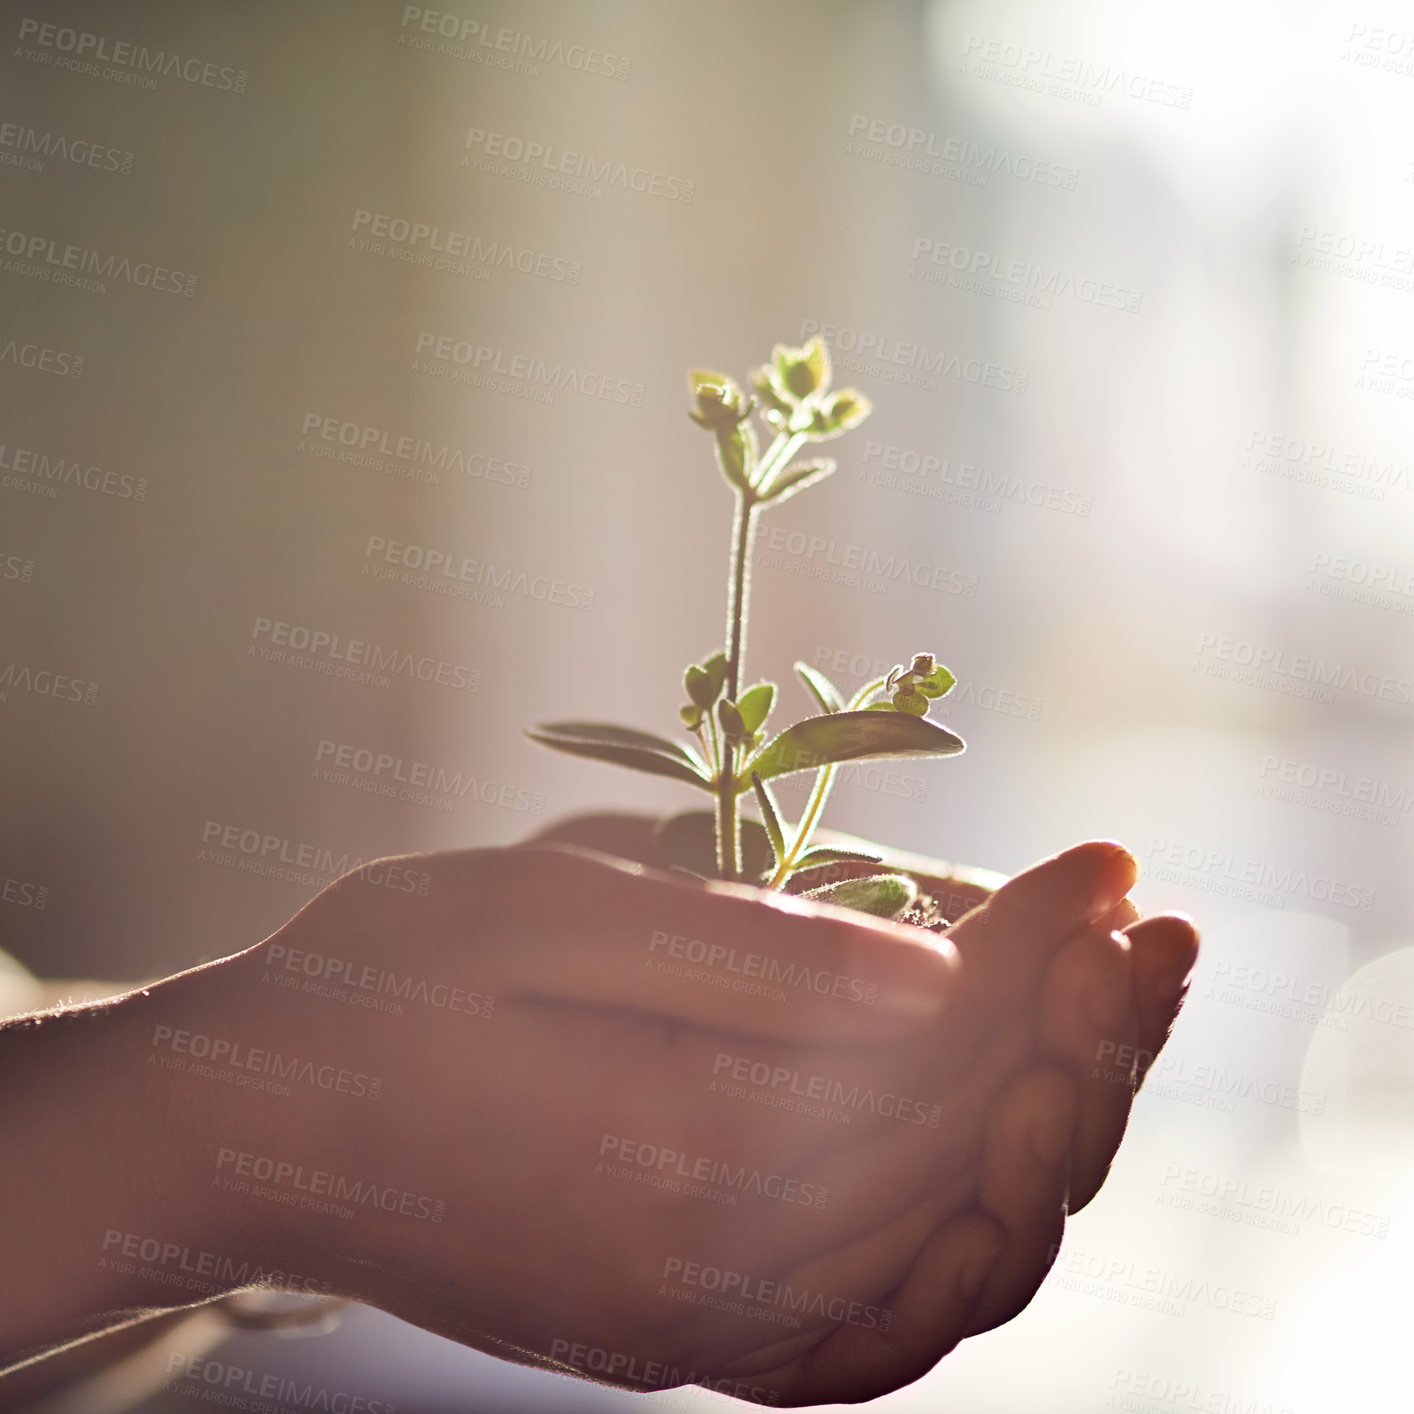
4, 0, 1413, 1410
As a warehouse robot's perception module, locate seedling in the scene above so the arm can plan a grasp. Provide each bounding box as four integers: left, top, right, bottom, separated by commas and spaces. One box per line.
527, 338, 965, 921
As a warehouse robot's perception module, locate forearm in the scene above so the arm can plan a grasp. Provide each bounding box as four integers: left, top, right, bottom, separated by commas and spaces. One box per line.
0, 960, 304, 1374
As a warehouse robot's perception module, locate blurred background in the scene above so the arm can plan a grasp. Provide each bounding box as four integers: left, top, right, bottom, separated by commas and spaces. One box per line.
3, 0, 1413, 1409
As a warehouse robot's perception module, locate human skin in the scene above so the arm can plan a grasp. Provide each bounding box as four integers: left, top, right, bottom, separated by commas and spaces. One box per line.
0, 832, 1196, 1407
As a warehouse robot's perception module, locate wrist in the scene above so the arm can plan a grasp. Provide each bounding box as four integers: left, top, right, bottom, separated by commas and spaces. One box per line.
0, 963, 251, 1371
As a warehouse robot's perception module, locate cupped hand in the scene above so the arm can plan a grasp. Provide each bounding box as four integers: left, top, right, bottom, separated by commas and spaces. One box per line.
221, 821, 1194, 1408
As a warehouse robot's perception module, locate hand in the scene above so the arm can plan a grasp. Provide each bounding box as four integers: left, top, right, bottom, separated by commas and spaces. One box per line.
0, 833, 1196, 1411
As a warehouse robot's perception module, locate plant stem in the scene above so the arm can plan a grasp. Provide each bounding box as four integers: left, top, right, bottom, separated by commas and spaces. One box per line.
713, 423, 815, 881
767, 676, 891, 888
717, 486, 760, 880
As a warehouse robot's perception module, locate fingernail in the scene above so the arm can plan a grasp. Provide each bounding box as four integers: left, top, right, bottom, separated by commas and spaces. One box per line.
1086, 845, 1139, 923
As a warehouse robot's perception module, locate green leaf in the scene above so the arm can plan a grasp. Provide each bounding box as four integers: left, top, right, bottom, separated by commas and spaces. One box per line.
742, 710, 965, 787
679, 703, 705, 729
717, 697, 748, 744
794, 662, 845, 714
800, 872, 918, 919
792, 845, 885, 870
921, 663, 956, 698
750, 772, 786, 868
891, 688, 929, 715
762, 458, 836, 505
736, 682, 775, 734
714, 422, 756, 491
685, 651, 728, 711
654, 810, 774, 883
526, 721, 713, 790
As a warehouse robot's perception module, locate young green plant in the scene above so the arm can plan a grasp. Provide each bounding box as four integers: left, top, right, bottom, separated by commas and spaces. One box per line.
527, 338, 965, 920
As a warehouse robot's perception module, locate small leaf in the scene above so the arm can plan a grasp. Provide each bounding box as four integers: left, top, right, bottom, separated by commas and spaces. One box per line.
736, 682, 776, 734
891, 688, 929, 715
750, 772, 786, 869
685, 653, 728, 711
527, 721, 713, 790
714, 424, 752, 490
762, 458, 836, 504
679, 703, 705, 729
921, 663, 956, 699
654, 811, 774, 883
688, 370, 751, 432
792, 845, 885, 870
801, 873, 918, 919
742, 710, 965, 786
717, 697, 747, 742
794, 662, 845, 714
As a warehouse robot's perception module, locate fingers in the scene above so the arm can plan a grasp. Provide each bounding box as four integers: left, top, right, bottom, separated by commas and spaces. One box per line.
771, 1212, 1004, 1406
1122, 913, 1200, 1089
944, 842, 1138, 992
1037, 928, 1138, 1212
965, 1067, 1075, 1335
481, 844, 962, 1044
